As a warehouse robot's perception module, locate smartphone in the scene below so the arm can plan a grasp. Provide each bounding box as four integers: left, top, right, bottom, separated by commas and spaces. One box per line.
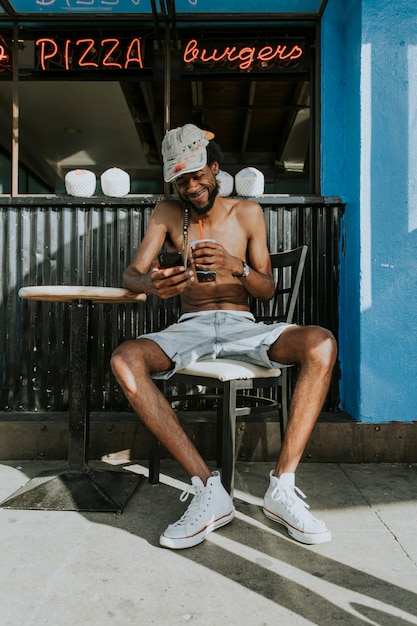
158, 251, 184, 268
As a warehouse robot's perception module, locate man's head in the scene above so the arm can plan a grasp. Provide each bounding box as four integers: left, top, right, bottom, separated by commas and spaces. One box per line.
161, 124, 222, 214
161, 123, 222, 183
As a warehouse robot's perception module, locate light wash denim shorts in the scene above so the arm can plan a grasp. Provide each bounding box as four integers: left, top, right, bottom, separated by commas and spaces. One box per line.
140, 310, 294, 380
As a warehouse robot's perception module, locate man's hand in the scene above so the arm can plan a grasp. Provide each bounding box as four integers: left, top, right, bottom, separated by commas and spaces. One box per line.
123, 260, 194, 299
191, 241, 244, 277
151, 264, 195, 299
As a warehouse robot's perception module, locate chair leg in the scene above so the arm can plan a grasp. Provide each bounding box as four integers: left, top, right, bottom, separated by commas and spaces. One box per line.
220, 381, 237, 495
216, 398, 223, 469
148, 435, 160, 484
280, 369, 289, 440
147, 380, 167, 484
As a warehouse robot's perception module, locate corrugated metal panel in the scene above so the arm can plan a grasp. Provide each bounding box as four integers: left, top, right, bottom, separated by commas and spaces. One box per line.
0, 198, 342, 413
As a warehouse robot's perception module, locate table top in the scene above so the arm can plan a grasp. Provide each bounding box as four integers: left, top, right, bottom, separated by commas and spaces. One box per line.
19, 285, 147, 304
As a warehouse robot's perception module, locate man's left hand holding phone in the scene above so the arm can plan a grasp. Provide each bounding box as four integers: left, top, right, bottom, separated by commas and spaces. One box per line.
155, 250, 194, 298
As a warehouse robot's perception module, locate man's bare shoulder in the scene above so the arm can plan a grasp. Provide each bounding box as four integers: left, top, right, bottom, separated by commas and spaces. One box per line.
223, 196, 262, 211
154, 197, 184, 217
223, 196, 263, 224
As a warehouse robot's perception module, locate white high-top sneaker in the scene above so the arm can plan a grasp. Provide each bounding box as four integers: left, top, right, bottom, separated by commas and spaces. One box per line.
263, 471, 331, 545
160, 471, 235, 549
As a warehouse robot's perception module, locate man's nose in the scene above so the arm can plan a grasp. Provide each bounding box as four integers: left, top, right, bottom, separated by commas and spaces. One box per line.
186, 176, 200, 192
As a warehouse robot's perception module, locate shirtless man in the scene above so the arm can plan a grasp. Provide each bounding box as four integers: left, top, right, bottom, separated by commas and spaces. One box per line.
111, 123, 337, 549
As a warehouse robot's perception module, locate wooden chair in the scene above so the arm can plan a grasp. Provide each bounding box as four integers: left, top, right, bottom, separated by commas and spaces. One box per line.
149, 245, 308, 494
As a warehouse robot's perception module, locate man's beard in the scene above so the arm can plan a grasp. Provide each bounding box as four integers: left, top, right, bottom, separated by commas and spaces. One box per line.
186, 184, 219, 215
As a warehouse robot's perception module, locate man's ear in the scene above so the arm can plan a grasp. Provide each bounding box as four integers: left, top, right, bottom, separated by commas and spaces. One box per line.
210, 162, 220, 176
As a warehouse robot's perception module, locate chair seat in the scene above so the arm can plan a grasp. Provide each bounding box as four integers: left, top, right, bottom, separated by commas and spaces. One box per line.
176, 358, 281, 382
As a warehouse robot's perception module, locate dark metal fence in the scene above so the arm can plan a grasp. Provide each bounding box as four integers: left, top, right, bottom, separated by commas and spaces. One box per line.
0, 195, 342, 414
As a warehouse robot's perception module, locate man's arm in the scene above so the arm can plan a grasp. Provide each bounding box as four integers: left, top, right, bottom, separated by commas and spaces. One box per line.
232, 258, 275, 302
239, 201, 275, 301
123, 200, 194, 298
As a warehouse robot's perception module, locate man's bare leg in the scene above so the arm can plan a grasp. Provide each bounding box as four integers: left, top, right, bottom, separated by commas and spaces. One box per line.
111, 338, 211, 483
268, 324, 337, 475
111, 338, 235, 549
263, 324, 337, 544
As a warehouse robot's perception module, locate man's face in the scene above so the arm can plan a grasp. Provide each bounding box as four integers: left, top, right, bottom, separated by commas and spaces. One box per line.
175, 164, 219, 215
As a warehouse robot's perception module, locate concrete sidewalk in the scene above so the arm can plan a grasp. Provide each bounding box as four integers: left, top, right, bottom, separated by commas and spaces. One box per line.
0, 460, 416, 625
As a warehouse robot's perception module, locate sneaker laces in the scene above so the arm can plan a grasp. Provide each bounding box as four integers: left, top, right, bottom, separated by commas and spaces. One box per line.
172, 487, 204, 527
270, 483, 312, 521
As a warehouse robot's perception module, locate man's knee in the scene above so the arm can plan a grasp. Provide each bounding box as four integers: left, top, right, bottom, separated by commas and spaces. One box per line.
305, 327, 337, 369
111, 340, 137, 370
110, 341, 146, 392
111, 338, 172, 382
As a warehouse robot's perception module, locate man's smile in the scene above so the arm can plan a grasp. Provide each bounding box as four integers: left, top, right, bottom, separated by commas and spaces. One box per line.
187, 188, 208, 202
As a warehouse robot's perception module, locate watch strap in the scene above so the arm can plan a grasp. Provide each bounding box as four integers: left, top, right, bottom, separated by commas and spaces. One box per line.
233, 261, 250, 278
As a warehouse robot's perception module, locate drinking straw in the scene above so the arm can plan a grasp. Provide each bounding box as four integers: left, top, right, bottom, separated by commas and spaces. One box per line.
198, 219, 204, 240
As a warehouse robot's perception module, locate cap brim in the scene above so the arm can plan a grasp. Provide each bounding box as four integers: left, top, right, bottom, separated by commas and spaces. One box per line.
163, 152, 208, 183
203, 130, 215, 141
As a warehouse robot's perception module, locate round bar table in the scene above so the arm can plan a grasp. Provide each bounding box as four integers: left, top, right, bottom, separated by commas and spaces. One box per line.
1, 286, 146, 513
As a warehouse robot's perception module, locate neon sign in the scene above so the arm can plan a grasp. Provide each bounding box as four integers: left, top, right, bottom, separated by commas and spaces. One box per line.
182, 38, 307, 73
0, 35, 11, 74
0, 46, 9, 64
35, 37, 144, 71
0, 33, 307, 76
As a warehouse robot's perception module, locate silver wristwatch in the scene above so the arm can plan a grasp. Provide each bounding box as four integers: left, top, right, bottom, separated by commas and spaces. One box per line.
234, 262, 250, 278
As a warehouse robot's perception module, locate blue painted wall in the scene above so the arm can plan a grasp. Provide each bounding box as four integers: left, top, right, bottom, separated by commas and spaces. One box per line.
322, 0, 417, 423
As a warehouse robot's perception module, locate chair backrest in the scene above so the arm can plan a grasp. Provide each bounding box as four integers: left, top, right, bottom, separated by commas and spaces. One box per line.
252, 245, 308, 324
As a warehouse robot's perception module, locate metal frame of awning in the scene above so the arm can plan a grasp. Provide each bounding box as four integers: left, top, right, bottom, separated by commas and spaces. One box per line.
0, 0, 328, 20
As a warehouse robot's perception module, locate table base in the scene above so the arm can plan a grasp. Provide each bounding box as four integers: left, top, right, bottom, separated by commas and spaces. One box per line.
0, 467, 143, 513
